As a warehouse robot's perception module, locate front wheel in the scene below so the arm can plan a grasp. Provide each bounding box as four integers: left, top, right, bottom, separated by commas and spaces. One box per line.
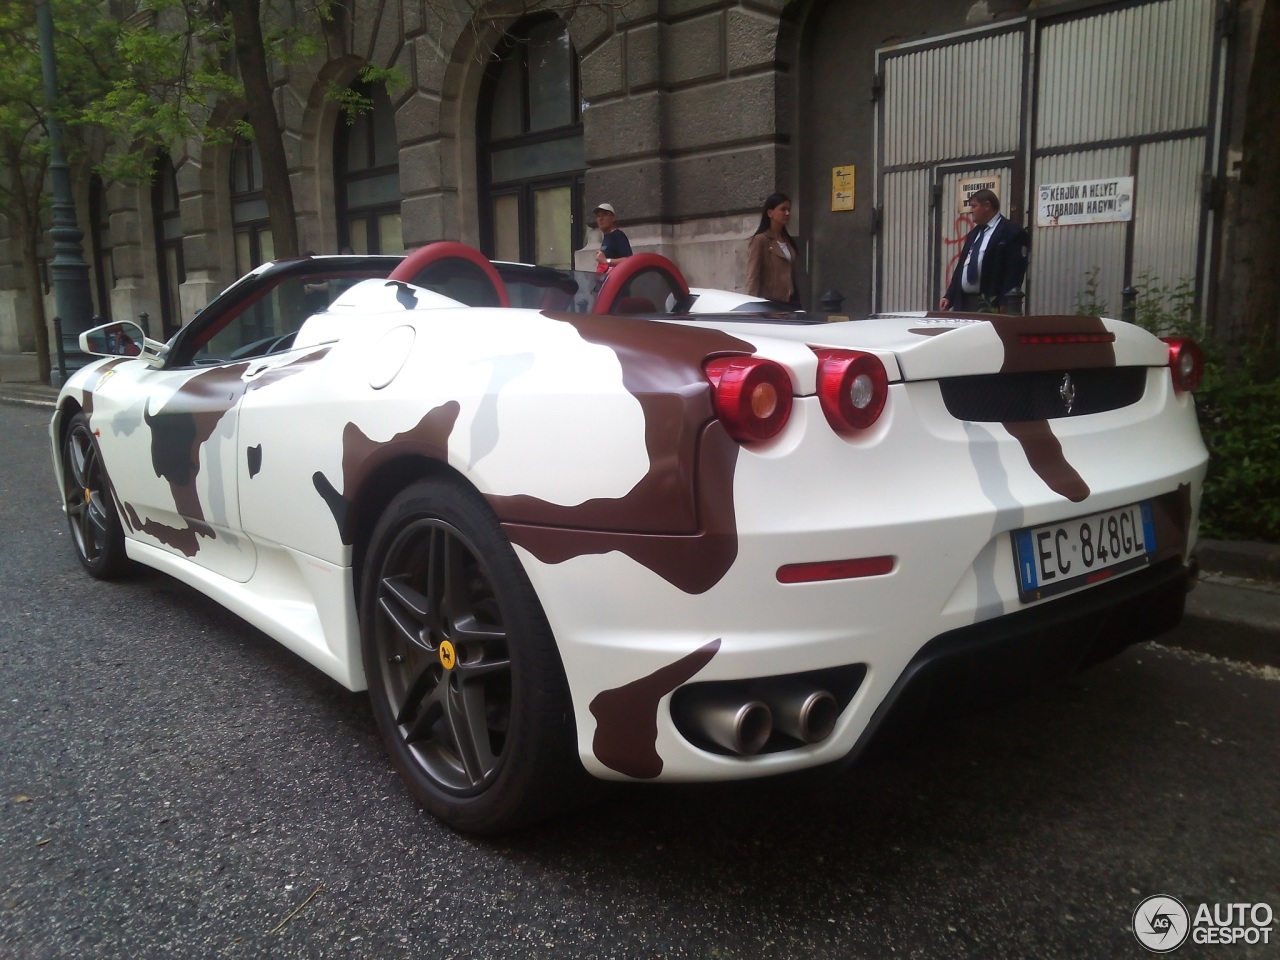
62, 412, 130, 579
360, 478, 585, 833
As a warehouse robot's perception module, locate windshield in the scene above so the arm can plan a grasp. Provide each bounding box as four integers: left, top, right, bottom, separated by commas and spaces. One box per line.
494, 264, 603, 313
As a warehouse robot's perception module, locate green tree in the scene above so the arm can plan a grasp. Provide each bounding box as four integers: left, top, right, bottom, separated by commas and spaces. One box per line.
0, 1, 122, 383
0, 3, 51, 380
80, 0, 617, 264
83, 0, 303, 259
82, 0, 401, 262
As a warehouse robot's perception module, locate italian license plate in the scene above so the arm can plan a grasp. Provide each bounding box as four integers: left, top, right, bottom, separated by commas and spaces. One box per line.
1012, 501, 1155, 601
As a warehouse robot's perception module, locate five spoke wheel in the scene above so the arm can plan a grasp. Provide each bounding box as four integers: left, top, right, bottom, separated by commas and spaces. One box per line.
372, 518, 512, 794
360, 479, 583, 833
62, 413, 129, 578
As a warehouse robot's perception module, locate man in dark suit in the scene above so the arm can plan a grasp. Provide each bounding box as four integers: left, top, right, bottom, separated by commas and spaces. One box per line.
940, 189, 1029, 312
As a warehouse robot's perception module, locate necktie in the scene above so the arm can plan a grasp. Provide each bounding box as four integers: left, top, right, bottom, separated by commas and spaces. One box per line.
965, 224, 986, 285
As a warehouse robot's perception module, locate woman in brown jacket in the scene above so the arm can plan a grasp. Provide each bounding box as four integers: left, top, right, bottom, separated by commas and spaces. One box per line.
746, 193, 801, 306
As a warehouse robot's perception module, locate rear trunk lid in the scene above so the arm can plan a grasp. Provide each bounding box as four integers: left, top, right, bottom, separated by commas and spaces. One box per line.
683, 312, 1168, 385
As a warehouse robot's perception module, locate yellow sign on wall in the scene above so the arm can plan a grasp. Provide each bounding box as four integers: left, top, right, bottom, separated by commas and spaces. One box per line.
832, 166, 855, 211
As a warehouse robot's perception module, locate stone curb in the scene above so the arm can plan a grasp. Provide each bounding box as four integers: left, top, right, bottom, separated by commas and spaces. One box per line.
1196, 539, 1280, 585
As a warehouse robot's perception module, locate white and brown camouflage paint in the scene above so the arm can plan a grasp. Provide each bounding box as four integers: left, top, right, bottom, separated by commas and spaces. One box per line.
57, 290, 1207, 782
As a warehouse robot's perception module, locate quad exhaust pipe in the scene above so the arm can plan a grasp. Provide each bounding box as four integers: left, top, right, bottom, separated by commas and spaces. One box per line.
683, 684, 840, 756
692, 695, 774, 756
770, 683, 839, 744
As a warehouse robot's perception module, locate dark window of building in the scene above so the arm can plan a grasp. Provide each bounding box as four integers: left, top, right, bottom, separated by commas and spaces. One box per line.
230, 131, 275, 343
335, 82, 403, 255
478, 17, 584, 269
153, 153, 185, 338
89, 175, 114, 323
231, 129, 273, 274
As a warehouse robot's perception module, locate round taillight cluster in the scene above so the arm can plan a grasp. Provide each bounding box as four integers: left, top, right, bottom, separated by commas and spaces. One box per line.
1161, 337, 1204, 393
813, 349, 889, 435
704, 356, 793, 442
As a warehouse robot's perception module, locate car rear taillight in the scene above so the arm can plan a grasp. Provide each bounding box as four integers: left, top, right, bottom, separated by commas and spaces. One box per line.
704, 356, 793, 442
1162, 337, 1204, 393
813, 349, 889, 434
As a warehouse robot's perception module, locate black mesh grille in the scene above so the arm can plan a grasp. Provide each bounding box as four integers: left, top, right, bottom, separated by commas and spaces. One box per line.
939, 367, 1147, 422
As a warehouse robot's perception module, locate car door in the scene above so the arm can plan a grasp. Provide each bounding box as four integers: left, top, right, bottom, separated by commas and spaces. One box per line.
86, 351, 258, 582
92, 257, 398, 582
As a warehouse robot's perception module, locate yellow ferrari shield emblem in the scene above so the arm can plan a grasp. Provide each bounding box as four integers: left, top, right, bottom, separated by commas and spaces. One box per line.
438, 640, 457, 670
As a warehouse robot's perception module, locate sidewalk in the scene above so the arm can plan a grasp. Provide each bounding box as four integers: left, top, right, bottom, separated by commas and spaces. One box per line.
0, 380, 60, 407
4, 372, 1277, 666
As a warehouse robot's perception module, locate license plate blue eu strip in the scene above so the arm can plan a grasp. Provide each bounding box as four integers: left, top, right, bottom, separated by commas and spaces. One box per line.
1014, 501, 1156, 601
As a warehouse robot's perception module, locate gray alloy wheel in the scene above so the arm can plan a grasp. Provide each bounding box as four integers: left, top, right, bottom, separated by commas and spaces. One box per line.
360, 478, 584, 833
62, 412, 130, 579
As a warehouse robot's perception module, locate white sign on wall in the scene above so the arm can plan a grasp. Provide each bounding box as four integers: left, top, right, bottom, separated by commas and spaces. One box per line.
1037, 176, 1134, 226
957, 175, 1002, 213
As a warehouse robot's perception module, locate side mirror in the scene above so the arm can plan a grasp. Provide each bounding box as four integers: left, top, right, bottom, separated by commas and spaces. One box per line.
79, 321, 166, 365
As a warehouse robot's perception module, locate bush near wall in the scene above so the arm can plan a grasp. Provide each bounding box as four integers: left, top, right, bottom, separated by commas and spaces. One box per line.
1196, 365, 1280, 541
1076, 270, 1280, 543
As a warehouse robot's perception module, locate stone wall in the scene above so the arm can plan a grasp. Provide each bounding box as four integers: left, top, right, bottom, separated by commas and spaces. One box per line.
579, 0, 789, 291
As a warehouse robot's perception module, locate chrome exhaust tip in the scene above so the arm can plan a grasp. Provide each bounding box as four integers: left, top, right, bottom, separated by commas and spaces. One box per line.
771, 686, 840, 743
688, 697, 773, 756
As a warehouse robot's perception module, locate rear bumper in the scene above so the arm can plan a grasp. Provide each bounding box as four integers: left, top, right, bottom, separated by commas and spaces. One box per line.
512, 386, 1206, 782
847, 556, 1190, 764
518, 467, 1199, 782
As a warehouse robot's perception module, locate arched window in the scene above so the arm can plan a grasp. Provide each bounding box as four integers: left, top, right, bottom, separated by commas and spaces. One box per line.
478, 18, 584, 269
89, 175, 113, 322
152, 154, 185, 338
230, 129, 273, 273
335, 81, 403, 255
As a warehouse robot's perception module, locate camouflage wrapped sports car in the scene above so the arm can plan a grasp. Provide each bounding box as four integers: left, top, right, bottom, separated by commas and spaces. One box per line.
51, 243, 1208, 832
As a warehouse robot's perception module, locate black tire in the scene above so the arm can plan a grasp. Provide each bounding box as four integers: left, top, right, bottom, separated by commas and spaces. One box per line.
61, 412, 131, 579
360, 478, 585, 833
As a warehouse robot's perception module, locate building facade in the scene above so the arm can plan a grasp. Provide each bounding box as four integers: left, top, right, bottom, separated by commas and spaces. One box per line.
0, 0, 1268, 356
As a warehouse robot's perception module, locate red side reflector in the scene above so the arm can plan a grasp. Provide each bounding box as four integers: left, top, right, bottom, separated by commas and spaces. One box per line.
1016, 333, 1116, 345
776, 556, 895, 584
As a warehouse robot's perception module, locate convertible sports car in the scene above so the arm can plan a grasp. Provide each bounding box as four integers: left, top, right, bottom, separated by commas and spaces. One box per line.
51, 243, 1208, 833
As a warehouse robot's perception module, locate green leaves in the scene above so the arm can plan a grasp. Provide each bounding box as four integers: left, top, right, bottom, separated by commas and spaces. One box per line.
1076, 267, 1280, 542
1196, 348, 1280, 542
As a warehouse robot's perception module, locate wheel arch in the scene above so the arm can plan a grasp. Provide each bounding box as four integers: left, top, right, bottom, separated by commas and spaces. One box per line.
346, 452, 483, 607
50, 398, 85, 479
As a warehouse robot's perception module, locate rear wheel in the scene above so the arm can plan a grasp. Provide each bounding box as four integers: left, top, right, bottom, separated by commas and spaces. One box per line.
62, 412, 130, 579
360, 478, 584, 833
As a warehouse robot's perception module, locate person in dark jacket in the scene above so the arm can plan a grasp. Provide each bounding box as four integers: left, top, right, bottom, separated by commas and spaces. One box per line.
940, 189, 1029, 312
593, 203, 632, 272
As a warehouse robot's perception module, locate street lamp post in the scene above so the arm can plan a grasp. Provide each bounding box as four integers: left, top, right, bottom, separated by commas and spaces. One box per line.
36, 0, 94, 386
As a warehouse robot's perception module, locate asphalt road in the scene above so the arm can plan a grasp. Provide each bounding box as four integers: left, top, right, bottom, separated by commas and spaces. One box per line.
2, 401, 1278, 960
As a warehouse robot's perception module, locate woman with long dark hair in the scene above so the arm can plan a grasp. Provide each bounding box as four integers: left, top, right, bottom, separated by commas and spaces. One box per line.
746, 193, 801, 306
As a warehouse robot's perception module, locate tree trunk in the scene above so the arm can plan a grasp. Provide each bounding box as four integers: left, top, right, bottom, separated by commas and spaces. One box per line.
3, 138, 52, 383
227, 0, 300, 261
1237, 0, 1280, 352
